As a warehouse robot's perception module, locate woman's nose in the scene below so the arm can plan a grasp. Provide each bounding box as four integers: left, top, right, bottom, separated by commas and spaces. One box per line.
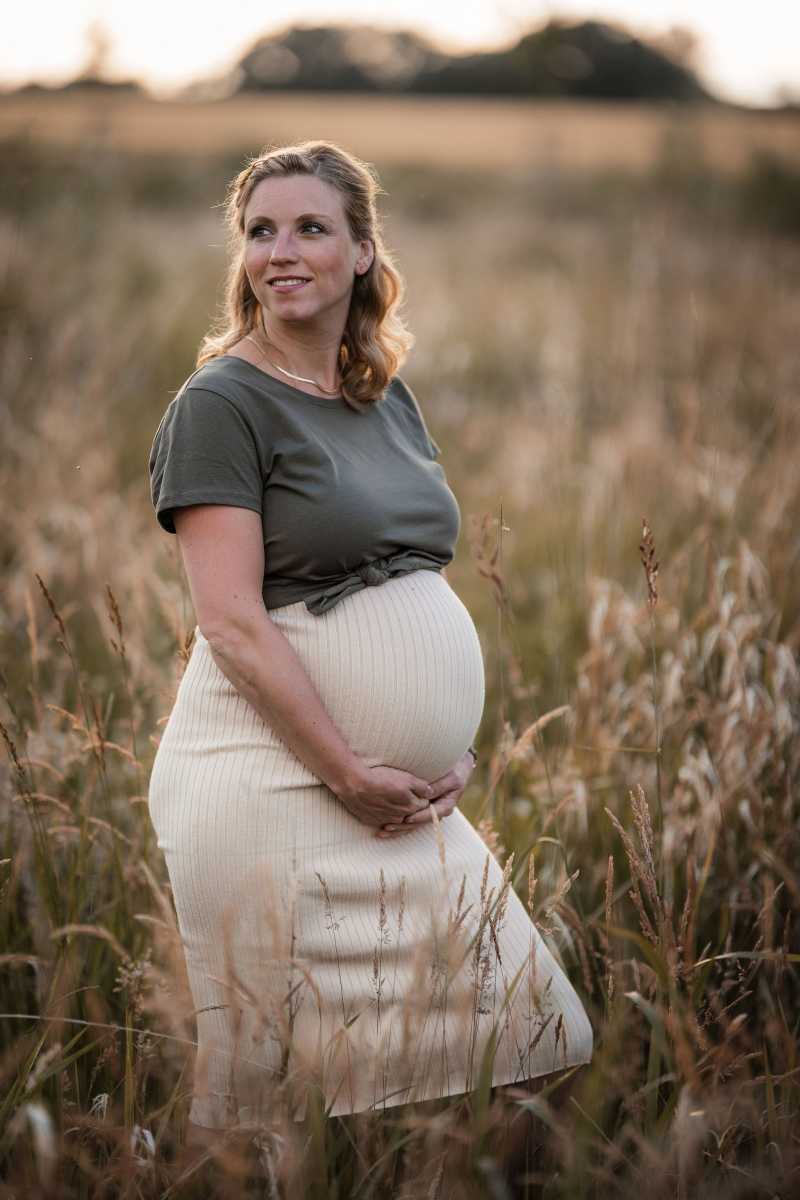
270, 230, 298, 261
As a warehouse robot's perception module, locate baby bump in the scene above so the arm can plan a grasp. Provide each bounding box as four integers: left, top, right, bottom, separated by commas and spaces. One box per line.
268, 569, 485, 780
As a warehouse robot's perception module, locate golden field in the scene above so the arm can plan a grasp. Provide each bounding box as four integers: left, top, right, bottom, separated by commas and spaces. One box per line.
2, 89, 800, 169
0, 93, 798, 1197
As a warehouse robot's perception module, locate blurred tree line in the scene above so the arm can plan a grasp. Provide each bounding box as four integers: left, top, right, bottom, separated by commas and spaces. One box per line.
211, 19, 709, 102
16, 17, 712, 104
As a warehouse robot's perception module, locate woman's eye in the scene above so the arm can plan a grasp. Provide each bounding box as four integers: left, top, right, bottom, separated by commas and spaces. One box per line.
249, 222, 325, 238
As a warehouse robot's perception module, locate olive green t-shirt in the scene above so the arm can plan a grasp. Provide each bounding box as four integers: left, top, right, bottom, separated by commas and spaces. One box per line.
148, 356, 461, 615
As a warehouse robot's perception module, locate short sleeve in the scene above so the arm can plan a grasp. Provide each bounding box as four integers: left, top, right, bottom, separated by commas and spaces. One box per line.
148, 387, 265, 534
392, 376, 442, 460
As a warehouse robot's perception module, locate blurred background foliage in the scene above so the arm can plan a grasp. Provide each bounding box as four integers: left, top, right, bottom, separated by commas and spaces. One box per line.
0, 88, 798, 1195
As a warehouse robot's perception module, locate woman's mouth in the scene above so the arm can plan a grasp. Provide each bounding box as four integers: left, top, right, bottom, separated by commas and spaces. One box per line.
268, 277, 311, 292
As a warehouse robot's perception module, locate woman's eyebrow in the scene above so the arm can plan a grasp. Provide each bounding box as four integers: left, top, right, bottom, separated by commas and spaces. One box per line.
246, 211, 334, 226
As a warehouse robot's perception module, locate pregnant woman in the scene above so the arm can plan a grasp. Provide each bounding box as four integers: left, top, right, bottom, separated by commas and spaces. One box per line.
147, 140, 593, 1164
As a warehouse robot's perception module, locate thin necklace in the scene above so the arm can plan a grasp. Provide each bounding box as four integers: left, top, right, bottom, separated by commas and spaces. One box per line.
244, 313, 341, 396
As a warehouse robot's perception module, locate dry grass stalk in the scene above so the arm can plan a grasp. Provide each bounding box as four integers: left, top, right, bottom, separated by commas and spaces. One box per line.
604, 853, 616, 1004
639, 517, 659, 609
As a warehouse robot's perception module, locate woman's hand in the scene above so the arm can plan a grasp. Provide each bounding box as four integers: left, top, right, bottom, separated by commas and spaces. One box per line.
337, 764, 437, 829
374, 750, 477, 838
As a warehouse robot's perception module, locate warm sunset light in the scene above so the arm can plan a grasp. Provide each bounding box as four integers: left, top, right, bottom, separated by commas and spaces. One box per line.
3, 0, 799, 1191
3, 0, 799, 107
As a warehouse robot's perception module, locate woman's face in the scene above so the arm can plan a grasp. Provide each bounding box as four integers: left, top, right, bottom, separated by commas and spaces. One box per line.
242, 173, 373, 329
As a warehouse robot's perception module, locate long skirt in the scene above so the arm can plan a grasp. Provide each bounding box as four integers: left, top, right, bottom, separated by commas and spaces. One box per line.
147, 569, 593, 1128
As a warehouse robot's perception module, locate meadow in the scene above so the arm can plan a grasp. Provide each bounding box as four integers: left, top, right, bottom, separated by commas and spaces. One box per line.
1, 91, 799, 1197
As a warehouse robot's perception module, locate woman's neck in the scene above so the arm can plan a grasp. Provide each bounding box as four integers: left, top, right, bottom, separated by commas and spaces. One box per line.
258, 313, 343, 393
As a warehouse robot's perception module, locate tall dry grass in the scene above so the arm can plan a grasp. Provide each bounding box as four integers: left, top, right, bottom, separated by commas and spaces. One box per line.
1, 107, 799, 1196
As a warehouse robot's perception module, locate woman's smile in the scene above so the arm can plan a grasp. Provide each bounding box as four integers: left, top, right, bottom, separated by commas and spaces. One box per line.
269, 277, 312, 292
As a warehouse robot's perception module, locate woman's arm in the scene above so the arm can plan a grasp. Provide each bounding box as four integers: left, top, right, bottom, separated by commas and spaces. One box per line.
171, 504, 433, 825
174, 503, 365, 797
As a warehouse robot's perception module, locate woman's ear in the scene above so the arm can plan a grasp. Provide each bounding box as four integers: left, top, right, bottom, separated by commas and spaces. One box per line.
357, 239, 375, 274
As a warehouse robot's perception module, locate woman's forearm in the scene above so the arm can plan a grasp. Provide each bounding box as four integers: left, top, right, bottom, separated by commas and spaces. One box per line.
202, 612, 368, 801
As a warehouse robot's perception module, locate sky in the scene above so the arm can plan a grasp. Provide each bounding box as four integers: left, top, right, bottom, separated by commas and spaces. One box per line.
4, 0, 799, 108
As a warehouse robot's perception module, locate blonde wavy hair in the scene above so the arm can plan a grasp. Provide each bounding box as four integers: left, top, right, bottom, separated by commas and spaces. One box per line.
197, 139, 415, 408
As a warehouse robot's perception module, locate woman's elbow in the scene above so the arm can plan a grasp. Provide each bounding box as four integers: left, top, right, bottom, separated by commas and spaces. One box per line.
201, 602, 271, 654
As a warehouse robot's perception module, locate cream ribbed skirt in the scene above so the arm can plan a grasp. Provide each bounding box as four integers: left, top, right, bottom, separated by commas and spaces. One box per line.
148, 570, 593, 1128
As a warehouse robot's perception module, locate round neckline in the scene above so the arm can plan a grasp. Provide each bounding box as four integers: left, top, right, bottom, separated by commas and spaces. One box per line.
218, 353, 346, 407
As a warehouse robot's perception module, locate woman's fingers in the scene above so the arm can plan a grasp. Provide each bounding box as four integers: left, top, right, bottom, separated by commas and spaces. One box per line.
425, 772, 457, 800
377, 792, 459, 835
410, 779, 436, 800
372, 759, 472, 837
426, 791, 459, 818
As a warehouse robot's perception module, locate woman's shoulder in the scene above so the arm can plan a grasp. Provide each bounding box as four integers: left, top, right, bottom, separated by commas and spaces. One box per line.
386, 372, 413, 402
152, 356, 279, 455
167, 356, 296, 432
383, 373, 424, 425
176, 354, 261, 403
385, 373, 441, 460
